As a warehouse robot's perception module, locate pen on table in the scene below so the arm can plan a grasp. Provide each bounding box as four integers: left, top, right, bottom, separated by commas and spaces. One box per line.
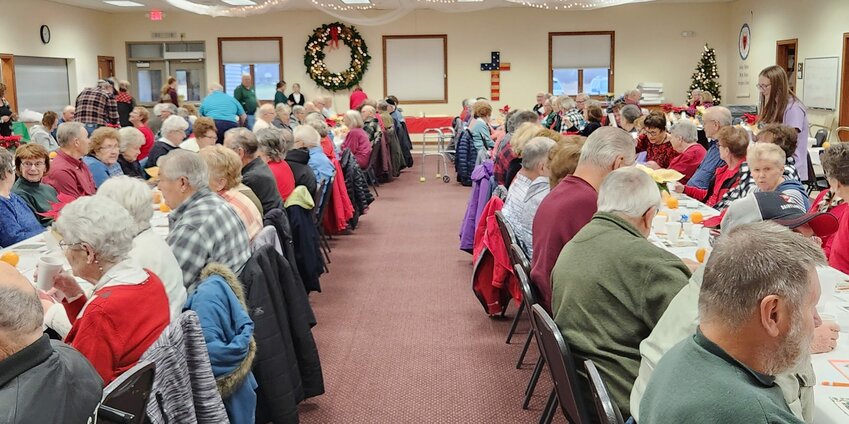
821, 381, 849, 387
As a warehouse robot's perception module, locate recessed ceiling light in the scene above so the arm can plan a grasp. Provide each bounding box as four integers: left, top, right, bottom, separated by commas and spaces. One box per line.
103, 0, 145, 6
222, 0, 257, 5
340, 0, 371, 4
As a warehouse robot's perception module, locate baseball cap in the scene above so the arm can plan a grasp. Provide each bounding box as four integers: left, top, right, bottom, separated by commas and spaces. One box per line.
721, 191, 838, 237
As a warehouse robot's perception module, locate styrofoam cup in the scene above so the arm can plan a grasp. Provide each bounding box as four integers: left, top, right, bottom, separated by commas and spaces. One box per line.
36, 256, 63, 291
666, 222, 680, 243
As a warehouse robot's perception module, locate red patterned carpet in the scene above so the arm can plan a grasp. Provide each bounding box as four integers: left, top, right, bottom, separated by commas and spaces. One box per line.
299, 157, 564, 423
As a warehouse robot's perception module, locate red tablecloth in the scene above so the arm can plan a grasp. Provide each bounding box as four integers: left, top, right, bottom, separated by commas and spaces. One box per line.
404, 116, 454, 134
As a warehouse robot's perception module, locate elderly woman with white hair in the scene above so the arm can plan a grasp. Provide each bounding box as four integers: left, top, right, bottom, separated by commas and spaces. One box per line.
97, 176, 186, 321
667, 120, 707, 184
149, 102, 177, 136
117, 126, 147, 179
256, 127, 296, 200
501, 137, 556, 258
45, 196, 170, 384
286, 126, 319, 198
302, 116, 336, 185
157, 149, 250, 291
272, 103, 292, 131
747, 142, 809, 209
199, 145, 263, 241
147, 115, 189, 167
342, 110, 372, 169
252, 103, 276, 133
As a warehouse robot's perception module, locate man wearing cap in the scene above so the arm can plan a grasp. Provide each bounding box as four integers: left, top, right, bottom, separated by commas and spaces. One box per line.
74, 80, 119, 136
629, 191, 840, 423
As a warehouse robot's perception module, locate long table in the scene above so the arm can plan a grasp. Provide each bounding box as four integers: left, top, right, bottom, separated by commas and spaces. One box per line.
650, 194, 849, 424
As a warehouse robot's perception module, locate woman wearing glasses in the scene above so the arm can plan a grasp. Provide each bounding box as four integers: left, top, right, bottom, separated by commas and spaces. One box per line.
0, 149, 43, 247
757, 65, 810, 181
636, 111, 679, 169
12, 144, 59, 227
82, 127, 124, 188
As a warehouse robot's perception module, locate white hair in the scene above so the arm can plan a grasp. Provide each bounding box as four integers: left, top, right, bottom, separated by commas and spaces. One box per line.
344, 110, 364, 129
161, 115, 189, 136
154, 103, 177, 116
748, 142, 785, 167
670, 120, 698, 143
620, 105, 641, 124
96, 176, 153, 234
117, 126, 145, 152
56, 122, 85, 147
157, 148, 209, 190
704, 106, 732, 127
209, 83, 224, 92
597, 167, 660, 218
578, 127, 637, 169
558, 96, 576, 111
305, 113, 329, 138
275, 103, 291, 117
521, 137, 556, 170
53, 196, 134, 264
294, 125, 321, 148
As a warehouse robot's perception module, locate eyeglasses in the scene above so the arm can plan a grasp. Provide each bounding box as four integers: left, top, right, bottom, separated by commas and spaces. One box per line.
643, 129, 662, 137
59, 240, 84, 251
21, 161, 45, 168
756, 83, 771, 91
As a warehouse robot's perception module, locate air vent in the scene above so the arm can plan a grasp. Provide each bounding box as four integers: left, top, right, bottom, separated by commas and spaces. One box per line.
151, 32, 177, 39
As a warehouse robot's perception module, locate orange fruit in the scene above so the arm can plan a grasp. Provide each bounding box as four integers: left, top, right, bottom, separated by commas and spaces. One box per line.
152, 191, 162, 204
690, 212, 704, 224
159, 202, 171, 212
49, 151, 58, 159
695, 247, 707, 263
666, 197, 679, 209
1, 251, 19, 267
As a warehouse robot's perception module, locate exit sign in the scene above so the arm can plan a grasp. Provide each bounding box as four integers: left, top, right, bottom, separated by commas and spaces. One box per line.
150, 10, 163, 21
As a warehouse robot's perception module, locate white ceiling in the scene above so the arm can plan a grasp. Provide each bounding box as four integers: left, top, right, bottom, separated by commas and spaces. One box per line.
49, 0, 730, 13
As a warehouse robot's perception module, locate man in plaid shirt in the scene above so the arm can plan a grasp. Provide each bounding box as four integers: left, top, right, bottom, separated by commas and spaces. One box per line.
74, 80, 119, 135
157, 149, 250, 292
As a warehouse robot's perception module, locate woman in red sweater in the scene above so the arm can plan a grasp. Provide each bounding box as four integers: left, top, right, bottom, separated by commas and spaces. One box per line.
47, 196, 170, 385
668, 120, 706, 184
675, 126, 749, 208
636, 111, 679, 169
342, 110, 373, 169
821, 144, 849, 273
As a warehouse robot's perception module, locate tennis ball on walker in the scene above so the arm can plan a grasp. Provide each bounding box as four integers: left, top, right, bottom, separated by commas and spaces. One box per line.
419, 176, 426, 182
823, 142, 831, 149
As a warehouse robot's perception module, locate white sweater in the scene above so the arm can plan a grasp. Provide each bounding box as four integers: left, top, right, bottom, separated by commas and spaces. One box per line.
130, 228, 187, 321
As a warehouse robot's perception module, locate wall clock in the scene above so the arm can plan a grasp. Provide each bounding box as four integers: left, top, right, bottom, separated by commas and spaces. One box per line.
40, 25, 50, 44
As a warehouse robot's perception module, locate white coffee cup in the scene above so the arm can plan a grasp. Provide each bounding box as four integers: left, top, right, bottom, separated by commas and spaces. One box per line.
682, 222, 694, 239
690, 224, 704, 239
666, 222, 681, 243
652, 215, 667, 233
36, 256, 63, 291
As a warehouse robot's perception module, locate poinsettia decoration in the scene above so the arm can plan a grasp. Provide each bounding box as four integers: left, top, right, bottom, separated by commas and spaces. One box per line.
39, 193, 76, 222
0, 135, 22, 150
304, 22, 371, 91
742, 113, 758, 125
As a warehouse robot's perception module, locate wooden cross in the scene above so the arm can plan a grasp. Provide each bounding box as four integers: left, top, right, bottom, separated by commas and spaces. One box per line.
480, 51, 510, 101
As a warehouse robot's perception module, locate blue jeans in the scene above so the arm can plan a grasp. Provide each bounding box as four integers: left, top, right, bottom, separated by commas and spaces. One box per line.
214, 120, 239, 145
83, 123, 99, 136
245, 114, 255, 130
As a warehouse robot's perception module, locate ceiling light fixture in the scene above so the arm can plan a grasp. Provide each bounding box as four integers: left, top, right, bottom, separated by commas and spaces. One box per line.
340, 0, 371, 4
505, 0, 645, 10
310, 0, 373, 11
221, 0, 256, 5
103, 0, 145, 6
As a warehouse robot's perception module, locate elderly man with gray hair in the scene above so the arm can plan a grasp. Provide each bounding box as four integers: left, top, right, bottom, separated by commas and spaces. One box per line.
531, 127, 637, 311
42, 121, 96, 199
551, 166, 691, 419
639, 221, 827, 423
157, 149, 250, 291
224, 127, 283, 214
272, 103, 292, 131
0, 262, 103, 422
200, 83, 247, 144
688, 105, 733, 189
619, 104, 642, 133
290, 105, 306, 128
667, 120, 707, 184
501, 136, 556, 258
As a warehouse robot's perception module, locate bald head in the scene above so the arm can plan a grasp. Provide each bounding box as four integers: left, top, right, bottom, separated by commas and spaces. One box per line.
0, 262, 43, 358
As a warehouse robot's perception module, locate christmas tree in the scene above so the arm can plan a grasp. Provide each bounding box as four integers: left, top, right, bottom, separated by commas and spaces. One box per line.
688, 44, 721, 104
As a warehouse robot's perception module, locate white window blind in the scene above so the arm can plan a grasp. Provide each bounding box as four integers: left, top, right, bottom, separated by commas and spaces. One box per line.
551, 35, 611, 68
220, 40, 280, 64
14, 56, 70, 114
384, 36, 447, 102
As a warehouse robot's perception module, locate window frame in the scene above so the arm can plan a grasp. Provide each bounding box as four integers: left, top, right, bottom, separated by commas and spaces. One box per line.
217, 37, 284, 102
548, 31, 615, 98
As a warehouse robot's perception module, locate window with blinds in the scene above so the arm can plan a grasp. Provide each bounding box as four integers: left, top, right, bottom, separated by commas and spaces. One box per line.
218, 38, 283, 101
549, 32, 614, 96
14, 56, 70, 114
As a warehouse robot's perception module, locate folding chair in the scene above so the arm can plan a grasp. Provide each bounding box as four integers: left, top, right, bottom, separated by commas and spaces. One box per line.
514, 262, 545, 414
313, 178, 333, 268
96, 360, 156, 424
494, 210, 523, 344
511, 246, 535, 369
532, 304, 593, 424
364, 137, 381, 196
585, 360, 625, 424
804, 151, 829, 195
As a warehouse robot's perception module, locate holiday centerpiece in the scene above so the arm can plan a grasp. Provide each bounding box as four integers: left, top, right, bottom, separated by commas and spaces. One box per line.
304, 22, 371, 91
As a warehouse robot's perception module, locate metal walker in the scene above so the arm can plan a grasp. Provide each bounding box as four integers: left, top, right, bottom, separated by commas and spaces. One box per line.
420, 127, 456, 183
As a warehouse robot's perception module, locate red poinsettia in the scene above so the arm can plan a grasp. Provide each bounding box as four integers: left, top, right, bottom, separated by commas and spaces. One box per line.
0, 135, 22, 149
39, 193, 77, 221
499, 104, 510, 115
660, 103, 687, 114
742, 113, 758, 125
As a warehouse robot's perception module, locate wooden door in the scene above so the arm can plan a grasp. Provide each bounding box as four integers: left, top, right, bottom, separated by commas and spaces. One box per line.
776, 39, 798, 94
0, 54, 17, 113
97, 56, 115, 80
840, 33, 849, 129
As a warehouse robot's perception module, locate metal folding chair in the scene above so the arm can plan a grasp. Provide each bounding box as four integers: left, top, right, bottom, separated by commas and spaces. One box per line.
585, 360, 625, 424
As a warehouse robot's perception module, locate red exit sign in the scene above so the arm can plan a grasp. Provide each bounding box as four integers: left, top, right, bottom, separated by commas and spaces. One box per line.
150, 9, 163, 21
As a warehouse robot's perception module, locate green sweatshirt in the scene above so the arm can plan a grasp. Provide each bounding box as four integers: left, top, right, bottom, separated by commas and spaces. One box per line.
233, 84, 258, 115
12, 178, 58, 227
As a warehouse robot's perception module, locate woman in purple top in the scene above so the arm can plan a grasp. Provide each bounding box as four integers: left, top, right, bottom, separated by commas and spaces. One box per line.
757, 65, 809, 181
341, 110, 372, 169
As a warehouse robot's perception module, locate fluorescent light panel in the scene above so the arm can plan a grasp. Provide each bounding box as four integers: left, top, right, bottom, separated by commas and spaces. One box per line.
103, 0, 145, 6
222, 0, 257, 5
340, 0, 371, 4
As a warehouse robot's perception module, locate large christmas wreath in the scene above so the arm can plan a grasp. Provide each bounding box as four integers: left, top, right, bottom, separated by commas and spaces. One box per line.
304, 22, 371, 91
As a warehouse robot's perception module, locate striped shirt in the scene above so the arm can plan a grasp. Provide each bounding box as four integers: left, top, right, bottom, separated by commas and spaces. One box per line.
501, 173, 551, 258
167, 188, 250, 292
219, 188, 263, 241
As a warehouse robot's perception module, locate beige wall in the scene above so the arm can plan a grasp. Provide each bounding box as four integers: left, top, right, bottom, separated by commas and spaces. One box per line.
727, 0, 849, 127
2, 0, 112, 94
104, 3, 730, 116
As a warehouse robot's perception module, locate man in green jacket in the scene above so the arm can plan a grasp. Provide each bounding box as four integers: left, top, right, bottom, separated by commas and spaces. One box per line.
551, 167, 691, 419
233, 74, 258, 130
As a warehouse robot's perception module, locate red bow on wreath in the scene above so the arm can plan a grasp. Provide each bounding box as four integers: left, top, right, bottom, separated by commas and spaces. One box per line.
329, 26, 340, 50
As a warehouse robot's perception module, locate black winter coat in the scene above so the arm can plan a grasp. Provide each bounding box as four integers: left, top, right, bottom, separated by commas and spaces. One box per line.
263, 207, 306, 297
286, 204, 325, 293
239, 245, 324, 424
340, 149, 374, 228
285, 149, 318, 199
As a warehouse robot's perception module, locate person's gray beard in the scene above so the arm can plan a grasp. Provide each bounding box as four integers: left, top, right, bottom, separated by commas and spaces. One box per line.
762, 313, 814, 376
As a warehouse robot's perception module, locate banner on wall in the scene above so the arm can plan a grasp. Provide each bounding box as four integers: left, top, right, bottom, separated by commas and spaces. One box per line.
736, 23, 752, 98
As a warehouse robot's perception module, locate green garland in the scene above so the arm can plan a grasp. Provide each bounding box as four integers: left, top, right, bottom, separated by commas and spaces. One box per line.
304, 22, 371, 91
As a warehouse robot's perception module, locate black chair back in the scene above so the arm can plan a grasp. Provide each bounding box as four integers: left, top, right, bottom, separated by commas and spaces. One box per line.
514, 262, 536, 308
531, 304, 592, 424
312, 179, 327, 221
316, 176, 334, 223
494, 210, 518, 263
585, 360, 625, 424
814, 129, 828, 147
510, 244, 530, 277
97, 360, 156, 424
